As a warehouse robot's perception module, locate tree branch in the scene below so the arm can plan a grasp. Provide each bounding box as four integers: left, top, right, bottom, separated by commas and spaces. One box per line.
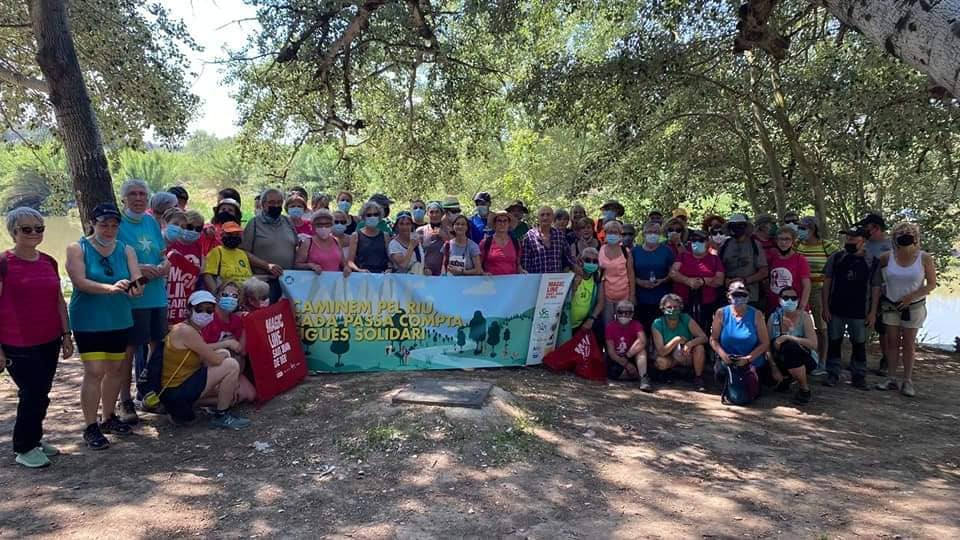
0, 64, 49, 93
318, 0, 389, 78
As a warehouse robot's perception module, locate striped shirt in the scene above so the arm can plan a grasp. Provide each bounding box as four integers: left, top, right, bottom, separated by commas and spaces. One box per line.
796, 240, 836, 287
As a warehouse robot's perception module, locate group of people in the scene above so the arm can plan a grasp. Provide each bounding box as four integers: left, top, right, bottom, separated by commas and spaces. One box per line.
0, 182, 937, 468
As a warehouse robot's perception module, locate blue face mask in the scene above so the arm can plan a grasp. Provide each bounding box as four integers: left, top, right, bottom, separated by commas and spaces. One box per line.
124, 208, 144, 221
781, 298, 799, 312
165, 224, 182, 242
606, 234, 621, 245
644, 233, 660, 246
603, 210, 616, 221
412, 208, 426, 221
691, 241, 706, 254
583, 262, 599, 274
338, 200, 352, 213
332, 223, 348, 234
797, 228, 809, 241
182, 229, 200, 243
218, 296, 238, 313
477, 206, 490, 217
365, 216, 380, 228
288, 207, 305, 220
731, 295, 748, 306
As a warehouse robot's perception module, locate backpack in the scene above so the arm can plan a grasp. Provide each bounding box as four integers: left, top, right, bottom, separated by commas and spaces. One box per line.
717, 363, 760, 406
0, 250, 58, 280
718, 237, 760, 263
481, 234, 520, 261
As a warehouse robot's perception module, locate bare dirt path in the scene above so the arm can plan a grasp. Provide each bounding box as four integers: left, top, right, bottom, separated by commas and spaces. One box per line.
1, 347, 958, 539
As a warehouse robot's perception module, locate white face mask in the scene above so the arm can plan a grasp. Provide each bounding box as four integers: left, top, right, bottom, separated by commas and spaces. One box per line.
259, 299, 270, 308
617, 316, 632, 325
190, 311, 214, 328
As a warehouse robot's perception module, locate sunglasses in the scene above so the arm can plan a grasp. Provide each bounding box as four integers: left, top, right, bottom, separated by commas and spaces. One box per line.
667, 228, 682, 233
785, 219, 799, 224
364, 213, 380, 218
616, 311, 634, 316
781, 295, 799, 301
17, 225, 45, 234
184, 224, 202, 232
193, 306, 215, 314
622, 232, 635, 236
797, 226, 809, 231
334, 220, 348, 225
731, 292, 749, 298
581, 258, 598, 264
100, 256, 114, 277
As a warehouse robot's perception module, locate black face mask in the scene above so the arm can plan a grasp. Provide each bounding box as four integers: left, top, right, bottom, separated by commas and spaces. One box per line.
730, 224, 747, 237
895, 234, 915, 246
844, 243, 858, 254
222, 236, 242, 249
265, 206, 282, 219
216, 211, 239, 224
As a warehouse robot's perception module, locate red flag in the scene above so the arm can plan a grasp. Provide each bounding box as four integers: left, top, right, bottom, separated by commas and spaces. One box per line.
242, 299, 307, 405
166, 249, 200, 326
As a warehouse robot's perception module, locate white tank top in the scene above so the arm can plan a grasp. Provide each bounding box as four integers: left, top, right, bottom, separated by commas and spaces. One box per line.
884, 250, 925, 302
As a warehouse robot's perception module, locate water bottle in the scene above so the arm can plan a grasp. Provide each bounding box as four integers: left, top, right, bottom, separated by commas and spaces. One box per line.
649, 270, 657, 286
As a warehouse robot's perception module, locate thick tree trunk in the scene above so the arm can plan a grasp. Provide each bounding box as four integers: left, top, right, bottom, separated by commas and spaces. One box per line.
823, 0, 960, 97
28, 0, 115, 226
732, 105, 763, 215
747, 65, 787, 219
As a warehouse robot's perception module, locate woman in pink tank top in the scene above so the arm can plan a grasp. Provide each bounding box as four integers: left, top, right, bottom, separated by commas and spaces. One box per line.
295, 210, 348, 275
599, 220, 635, 326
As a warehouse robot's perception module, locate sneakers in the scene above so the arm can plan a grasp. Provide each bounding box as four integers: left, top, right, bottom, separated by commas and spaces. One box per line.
210, 411, 251, 430
83, 423, 110, 450
875, 378, 899, 391
119, 399, 140, 425
99, 414, 133, 436
873, 357, 889, 377
38, 440, 59, 457
15, 447, 50, 468
823, 373, 839, 387
850, 377, 870, 390
774, 378, 793, 392
135, 398, 167, 415
692, 376, 706, 392
811, 364, 828, 377
792, 388, 812, 405
900, 380, 916, 397
639, 375, 653, 393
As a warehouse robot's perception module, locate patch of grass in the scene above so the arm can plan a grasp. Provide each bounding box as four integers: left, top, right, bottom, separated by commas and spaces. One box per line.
289, 399, 309, 417
486, 416, 541, 464
335, 419, 416, 457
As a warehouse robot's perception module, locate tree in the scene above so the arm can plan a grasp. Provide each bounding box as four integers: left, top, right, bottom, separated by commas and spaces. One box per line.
468, 310, 487, 355
487, 321, 501, 358
456, 328, 466, 353
391, 309, 407, 355
502, 327, 511, 354
330, 319, 350, 367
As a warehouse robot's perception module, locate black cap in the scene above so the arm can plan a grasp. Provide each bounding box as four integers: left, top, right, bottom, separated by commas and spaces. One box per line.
369, 193, 393, 207
473, 191, 492, 204
505, 200, 529, 214
841, 226, 869, 238
168, 186, 189, 201
855, 213, 885, 229
91, 202, 122, 222
688, 230, 707, 241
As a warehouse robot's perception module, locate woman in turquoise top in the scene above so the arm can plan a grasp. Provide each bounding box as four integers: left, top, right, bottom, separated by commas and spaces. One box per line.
651, 293, 708, 391
710, 279, 769, 370
767, 286, 817, 404
66, 203, 143, 450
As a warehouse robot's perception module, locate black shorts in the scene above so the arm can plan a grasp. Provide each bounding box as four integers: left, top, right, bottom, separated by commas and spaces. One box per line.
129, 308, 169, 346
160, 366, 208, 422
75, 328, 130, 362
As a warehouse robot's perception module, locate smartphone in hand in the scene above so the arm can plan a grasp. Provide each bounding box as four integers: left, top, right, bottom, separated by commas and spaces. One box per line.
124, 276, 149, 292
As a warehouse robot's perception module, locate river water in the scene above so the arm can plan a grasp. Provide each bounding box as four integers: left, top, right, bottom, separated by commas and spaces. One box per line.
4, 217, 958, 348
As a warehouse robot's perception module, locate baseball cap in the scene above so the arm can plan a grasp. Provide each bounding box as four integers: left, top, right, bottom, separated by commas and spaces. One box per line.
91, 203, 122, 222
221, 222, 243, 234
369, 193, 394, 207
217, 198, 241, 213
188, 290, 216, 306
671, 207, 689, 219
473, 191, 492, 204
855, 212, 886, 229
754, 214, 775, 226
168, 186, 189, 201
728, 213, 749, 224
841, 226, 868, 238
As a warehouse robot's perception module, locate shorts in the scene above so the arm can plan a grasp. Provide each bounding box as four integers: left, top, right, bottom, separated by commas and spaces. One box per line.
129, 308, 169, 346
808, 287, 825, 330
880, 301, 927, 330
159, 366, 208, 423
74, 328, 130, 362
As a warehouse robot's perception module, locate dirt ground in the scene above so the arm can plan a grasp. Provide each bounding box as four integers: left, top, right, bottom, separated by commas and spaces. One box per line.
1, 346, 958, 539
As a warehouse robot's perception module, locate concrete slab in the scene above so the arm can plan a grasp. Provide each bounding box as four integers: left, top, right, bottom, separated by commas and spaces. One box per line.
392, 378, 493, 409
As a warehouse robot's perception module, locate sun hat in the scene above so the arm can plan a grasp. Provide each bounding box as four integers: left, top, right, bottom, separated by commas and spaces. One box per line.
487, 209, 517, 230
505, 200, 529, 214
601, 200, 625, 216
441, 196, 461, 210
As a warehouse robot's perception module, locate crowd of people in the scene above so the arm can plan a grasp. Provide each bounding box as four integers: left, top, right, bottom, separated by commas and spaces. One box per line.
0, 181, 937, 468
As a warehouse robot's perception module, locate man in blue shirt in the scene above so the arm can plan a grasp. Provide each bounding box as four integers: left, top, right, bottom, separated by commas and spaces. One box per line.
469, 191, 492, 244
117, 179, 169, 425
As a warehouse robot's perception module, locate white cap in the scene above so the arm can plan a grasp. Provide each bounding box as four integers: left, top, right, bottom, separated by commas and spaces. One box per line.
188, 290, 216, 306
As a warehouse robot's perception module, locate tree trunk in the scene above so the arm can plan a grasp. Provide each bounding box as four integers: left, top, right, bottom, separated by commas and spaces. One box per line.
822, 0, 960, 97
28, 0, 115, 228
747, 64, 787, 218
768, 64, 830, 235
732, 105, 763, 215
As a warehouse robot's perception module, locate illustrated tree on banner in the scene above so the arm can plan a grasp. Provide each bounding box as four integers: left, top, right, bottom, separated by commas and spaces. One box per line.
330, 316, 350, 368
503, 327, 512, 355
456, 328, 466, 353
468, 311, 487, 355
487, 321, 501, 358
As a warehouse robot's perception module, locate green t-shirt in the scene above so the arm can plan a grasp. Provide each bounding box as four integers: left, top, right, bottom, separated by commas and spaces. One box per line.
652, 313, 694, 343
570, 277, 597, 328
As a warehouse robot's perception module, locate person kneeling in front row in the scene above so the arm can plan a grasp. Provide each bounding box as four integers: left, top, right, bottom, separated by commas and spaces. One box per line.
157, 291, 251, 429
651, 293, 709, 392
604, 300, 652, 391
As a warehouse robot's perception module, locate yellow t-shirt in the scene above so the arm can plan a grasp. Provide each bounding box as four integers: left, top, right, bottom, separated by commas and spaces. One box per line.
161, 339, 202, 389
570, 277, 597, 328
203, 246, 253, 285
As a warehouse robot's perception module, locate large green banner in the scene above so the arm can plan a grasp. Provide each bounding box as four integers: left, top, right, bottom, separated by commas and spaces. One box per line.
280, 271, 574, 373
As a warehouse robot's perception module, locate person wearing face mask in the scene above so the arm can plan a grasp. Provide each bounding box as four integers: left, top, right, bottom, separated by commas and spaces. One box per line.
241, 277, 271, 313
702, 214, 725, 235
241, 188, 298, 303
782, 211, 800, 228
598, 220, 635, 327
162, 209, 202, 327
417, 201, 451, 276
767, 286, 817, 404
117, 179, 170, 427
202, 222, 253, 292
348, 201, 392, 274
335, 191, 360, 234
411, 200, 428, 227
332, 209, 354, 261
201, 282, 256, 404
707, 226, 729, 256
711, 280, 770, 374
822, 227, 880, 389
157, 291, 251, 429
719, 213, 768, 309
66, 203, 143, 449
163, 208, 204, 270
368, 193, 395, 235
311, 192, 330, 212
295, 209, 349, 276
604, 300, 651, 391
149, 191, 178, 225
469, 192, 492, 244
647, 210, 663, 226
569, 248, 605, 333
669, 230, 724, 334
620, 223, 637, 250
874, 222, 936, 397
388, 212, 425, 274
202, 197, 242, 256
595, 200, 625, 244
855, 212, 892, 376
794, 216, 836, 374
632, 221, 674, 332
652, 293, 708, 392
766, 226, 811, 315
285, 195, 313, 236
663, 217, 687, 259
